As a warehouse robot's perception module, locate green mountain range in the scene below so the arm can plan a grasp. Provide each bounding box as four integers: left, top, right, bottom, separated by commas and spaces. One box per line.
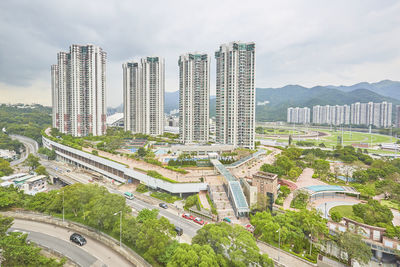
111, 80, 400, 122
253, 84, 400, 121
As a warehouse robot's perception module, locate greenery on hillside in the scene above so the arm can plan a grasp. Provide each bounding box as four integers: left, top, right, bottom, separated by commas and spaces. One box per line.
0, 183, 273, 267
0, 158, 14, 177
0, 104, 52, 144
0, 215, 66, 266
0, 133, 24, 153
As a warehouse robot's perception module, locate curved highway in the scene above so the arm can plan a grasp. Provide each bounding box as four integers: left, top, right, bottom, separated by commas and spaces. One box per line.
10, 135, 39, 166
10, 219, 132, 267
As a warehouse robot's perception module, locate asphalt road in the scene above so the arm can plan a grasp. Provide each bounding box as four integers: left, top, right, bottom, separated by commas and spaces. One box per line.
40, 158, 203, 239
10, 134, 39, 166
108, 188, 202, 238
10, 219, 132, 267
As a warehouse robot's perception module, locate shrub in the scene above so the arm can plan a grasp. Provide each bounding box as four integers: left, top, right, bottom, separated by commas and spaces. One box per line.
330, 211, 342, 222
184, 194, 199, 210
136, 184, 149, 193
150, 192, 181, 203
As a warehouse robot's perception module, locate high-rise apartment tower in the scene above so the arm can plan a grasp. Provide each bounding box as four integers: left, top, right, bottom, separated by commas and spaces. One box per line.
52, 44, 107, 137
178, 53, 210, 143
123, 57, 164, 135
215, 42, 256, 149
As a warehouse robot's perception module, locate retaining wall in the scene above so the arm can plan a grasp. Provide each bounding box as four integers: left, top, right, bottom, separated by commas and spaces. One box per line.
1, 210, 151, 267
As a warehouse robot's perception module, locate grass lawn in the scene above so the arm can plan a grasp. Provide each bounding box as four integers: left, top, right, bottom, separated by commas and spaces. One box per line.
381, 200, 400, 210
329, 205, 354, 218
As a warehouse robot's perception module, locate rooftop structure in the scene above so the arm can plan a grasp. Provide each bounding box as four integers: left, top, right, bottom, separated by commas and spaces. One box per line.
106, 113, 124, 127
210, 158, 249, 217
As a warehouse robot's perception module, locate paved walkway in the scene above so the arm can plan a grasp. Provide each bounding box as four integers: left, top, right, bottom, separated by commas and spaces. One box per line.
283, 168, 326, 209
198, 191, 211, 210
229, 146, 282, 178
257, 241, 315, 267
315, 199, 361, 219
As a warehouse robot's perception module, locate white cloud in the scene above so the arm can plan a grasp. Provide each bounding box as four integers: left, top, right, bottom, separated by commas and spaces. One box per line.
0, 0, 399, 107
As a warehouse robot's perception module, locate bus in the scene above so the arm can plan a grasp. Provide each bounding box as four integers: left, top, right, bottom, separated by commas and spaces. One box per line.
124, 192, 134, 200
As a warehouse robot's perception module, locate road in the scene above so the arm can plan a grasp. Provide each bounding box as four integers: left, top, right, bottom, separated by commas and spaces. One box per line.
40, 158, 203, 239
10, 134, 39, 166
108, 188, 202, 238
10, 219, 132, 267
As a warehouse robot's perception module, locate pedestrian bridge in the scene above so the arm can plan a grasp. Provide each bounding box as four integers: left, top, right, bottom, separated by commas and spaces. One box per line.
210, 159, 249, 217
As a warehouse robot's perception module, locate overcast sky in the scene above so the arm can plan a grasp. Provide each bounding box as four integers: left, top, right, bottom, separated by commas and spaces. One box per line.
0, 0, 399, 107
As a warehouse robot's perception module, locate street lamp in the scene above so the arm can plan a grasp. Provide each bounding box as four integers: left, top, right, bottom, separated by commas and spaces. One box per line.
276, 228, 281, 262
309, 233, 312, 256
57, 191, 64, 223
113, 211, 122, 247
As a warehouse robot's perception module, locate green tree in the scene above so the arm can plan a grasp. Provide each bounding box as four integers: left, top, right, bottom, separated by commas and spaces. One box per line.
0, 158, 13, 177
275, 155, 294, 175
92, 150, 99, 156
192, 223, 272, 266
312, 159, 330, 176
137, 147, 147, 157
167, 243, 221, 267
24, 153, 40, 170
0, 215, 65, 266
335, 231, 372, 266
35, 165, 48, 176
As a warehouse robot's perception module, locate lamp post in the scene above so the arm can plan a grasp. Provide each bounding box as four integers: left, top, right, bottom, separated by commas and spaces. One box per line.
113, 211, 122, 247
309, 233, 312, 255
276, 228, 281, 262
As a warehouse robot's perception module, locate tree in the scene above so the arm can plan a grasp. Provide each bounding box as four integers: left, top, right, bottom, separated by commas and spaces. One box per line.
312, 159, 330, 176
251, 193, 270, 212
352, 199, 393, 226
275, 155, 294, 175
330, 211, 342, 222
24, 153, 40, 170
283, 147, 302, 160
92, 150, 99, 156
35, 165, 48, 176
167, 243, 221, 267
335, 231, 372, 266
192, 223, 273, 266
0, 158, 13, 177
0, 215, 65, 266
137, 147, 147, 157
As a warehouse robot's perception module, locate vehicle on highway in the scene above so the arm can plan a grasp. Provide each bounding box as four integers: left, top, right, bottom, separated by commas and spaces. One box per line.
124, 192, 134, 200
70, 233, 87, 246
223, 217, 231, 223
159, 203, 168, 209
174, 226, 183, 236
182, 213, 195, 220
193, 217, 204, 225
245, 224, 255, 233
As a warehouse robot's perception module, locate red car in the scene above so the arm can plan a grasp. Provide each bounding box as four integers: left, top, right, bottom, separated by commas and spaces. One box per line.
245, 224, 255, 233
182, 213, 195, 220
194, 217, 205, 225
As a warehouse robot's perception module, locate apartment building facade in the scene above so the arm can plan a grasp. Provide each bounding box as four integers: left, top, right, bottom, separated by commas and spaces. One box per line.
51, 44, 107, 137
178, 53, 210, 144
215, 42, 256, 149
123, 57, 165, 135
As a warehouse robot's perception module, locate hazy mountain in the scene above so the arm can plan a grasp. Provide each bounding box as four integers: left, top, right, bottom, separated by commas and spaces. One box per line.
109, 80, 400, 121
165, 91, 179, 114
255, 85, 400, 121
326, 80, 400, 100
107, 104, 123, 115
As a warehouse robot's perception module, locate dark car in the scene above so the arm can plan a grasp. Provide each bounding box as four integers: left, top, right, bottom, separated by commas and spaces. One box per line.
174, 226, 183, 236
159, 203, 168, 209
70, 233, 87, 246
